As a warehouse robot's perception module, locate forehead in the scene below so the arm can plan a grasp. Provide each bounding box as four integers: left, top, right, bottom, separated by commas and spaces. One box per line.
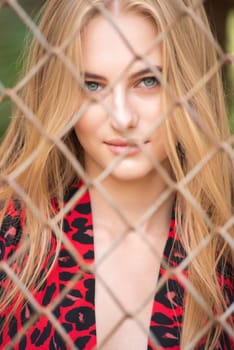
81, 12, 162, 74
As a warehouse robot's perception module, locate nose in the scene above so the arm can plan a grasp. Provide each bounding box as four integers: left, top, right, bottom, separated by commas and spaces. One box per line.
109, 85, 138, 130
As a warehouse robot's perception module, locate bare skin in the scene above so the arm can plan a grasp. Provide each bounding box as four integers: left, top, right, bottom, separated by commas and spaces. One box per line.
91, 177, 174, 350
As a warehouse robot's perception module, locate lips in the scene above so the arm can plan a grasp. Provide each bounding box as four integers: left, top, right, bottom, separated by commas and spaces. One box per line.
104, 139, 130, 147
104, 139, 149, 147
104, 139, 149, 155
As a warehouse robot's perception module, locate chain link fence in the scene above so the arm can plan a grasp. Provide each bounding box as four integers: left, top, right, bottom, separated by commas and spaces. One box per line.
0, 0, 233, 349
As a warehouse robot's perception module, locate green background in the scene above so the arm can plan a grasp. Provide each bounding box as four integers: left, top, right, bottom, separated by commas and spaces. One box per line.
0, 1, 234, 139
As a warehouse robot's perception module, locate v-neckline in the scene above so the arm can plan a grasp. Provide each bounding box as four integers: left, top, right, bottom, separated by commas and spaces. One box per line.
59, 181, 184, 350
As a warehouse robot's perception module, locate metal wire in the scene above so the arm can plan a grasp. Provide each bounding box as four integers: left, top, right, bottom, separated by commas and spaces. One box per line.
0, 0, 233, 349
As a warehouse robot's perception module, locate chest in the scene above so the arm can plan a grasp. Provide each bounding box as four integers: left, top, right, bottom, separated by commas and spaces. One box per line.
94, 231, 167, 349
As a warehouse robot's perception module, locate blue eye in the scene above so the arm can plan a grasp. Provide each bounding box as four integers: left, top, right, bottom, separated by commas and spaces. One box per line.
85, 81, 100, 92
140, 77, 159, 88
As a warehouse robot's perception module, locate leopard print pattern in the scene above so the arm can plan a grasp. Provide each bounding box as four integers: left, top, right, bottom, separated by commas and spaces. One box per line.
0, 182, 233, 349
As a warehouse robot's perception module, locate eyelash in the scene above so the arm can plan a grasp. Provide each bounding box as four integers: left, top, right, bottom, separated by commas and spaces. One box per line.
137, 76, 160, 88
84, 81, 102, 92
84, 76, 160, 93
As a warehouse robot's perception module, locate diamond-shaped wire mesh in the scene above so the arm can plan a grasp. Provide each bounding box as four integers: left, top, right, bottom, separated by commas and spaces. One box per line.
0, 0, 233, 349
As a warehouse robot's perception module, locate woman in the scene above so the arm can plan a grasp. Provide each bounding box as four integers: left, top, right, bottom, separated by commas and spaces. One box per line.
0, 0, 233, 349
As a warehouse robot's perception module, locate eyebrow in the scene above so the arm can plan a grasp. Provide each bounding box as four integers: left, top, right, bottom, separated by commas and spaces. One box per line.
130, 66, 162, 80
83, 65, 162, 81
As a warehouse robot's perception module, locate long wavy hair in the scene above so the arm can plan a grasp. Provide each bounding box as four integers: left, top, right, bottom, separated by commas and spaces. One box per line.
0, 0, 233, 348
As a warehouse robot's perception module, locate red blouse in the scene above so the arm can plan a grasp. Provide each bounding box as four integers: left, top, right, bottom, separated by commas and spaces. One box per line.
0, 181, 233, 349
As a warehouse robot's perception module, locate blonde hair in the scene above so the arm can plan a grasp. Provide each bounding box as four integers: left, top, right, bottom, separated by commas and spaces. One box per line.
0, 0, 233, 348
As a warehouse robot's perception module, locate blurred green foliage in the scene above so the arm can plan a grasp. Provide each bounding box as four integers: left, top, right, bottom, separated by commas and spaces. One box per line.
0, 1, 234, 139
0, 0, 43, 139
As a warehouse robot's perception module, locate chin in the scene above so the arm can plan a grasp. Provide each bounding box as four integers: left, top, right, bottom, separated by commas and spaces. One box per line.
109, 164, 155, 182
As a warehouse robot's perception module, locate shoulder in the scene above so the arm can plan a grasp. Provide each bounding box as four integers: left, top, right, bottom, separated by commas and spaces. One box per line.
0, 200, 25, 261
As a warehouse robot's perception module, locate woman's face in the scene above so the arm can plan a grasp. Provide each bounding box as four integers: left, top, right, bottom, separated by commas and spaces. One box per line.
75, 11, 170, 181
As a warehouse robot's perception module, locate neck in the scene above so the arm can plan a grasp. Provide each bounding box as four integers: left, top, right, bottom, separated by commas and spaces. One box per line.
87, 161, 175, 238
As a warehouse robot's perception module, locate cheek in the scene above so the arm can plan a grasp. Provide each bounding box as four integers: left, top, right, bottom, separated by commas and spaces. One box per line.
143, 106, 162, 140
134, 96, 162, 126
74, 104, 106, 138
136, 97, 165, 144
